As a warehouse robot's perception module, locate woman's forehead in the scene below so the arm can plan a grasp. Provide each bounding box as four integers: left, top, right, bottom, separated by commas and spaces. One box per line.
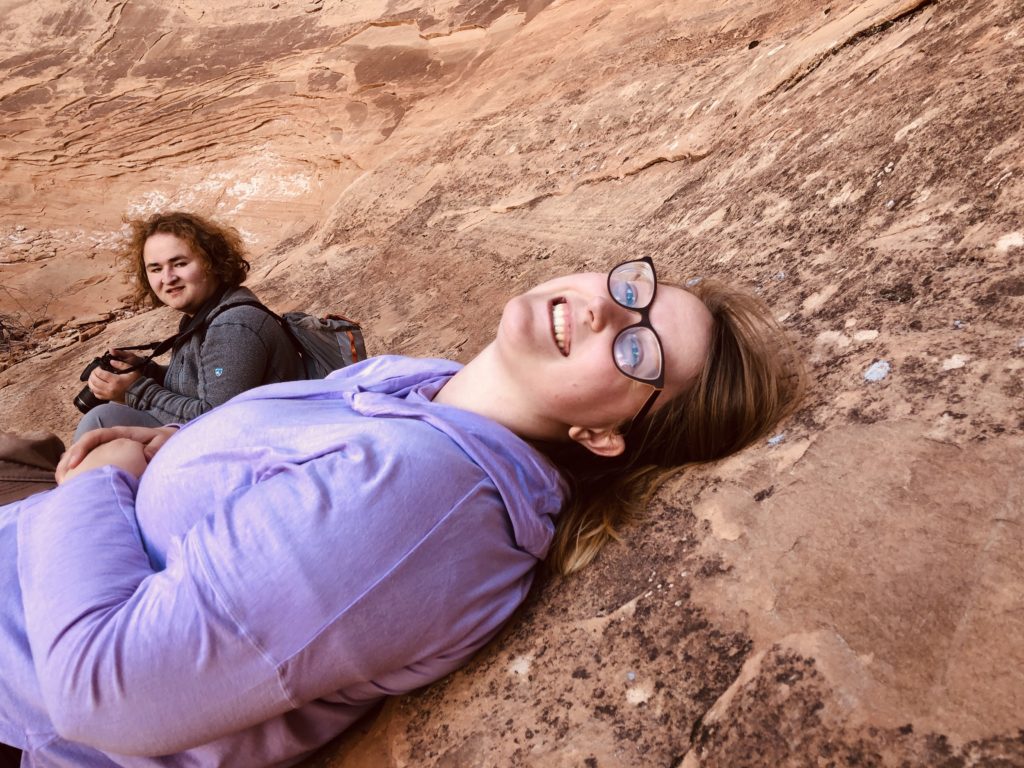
143, 233, 195, 260
650, 284, 713, 396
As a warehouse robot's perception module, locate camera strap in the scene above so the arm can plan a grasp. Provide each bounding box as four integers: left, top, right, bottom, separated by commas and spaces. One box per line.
110, 287, 233, 372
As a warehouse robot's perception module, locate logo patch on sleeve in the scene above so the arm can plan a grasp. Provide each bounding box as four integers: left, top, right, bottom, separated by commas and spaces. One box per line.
214, 367, 224, 377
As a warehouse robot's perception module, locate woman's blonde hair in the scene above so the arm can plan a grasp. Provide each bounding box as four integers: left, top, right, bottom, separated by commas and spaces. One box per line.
545, 278, 805, 575
120, 211, 250, 307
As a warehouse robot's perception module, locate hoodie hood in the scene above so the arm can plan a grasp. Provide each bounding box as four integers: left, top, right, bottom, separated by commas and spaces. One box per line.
227, 356, 567, 559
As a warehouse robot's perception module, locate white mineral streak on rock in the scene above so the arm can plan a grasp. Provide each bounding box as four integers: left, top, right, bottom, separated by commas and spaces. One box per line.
815, 330, 851, 349
995, 232, 1023, 253
942, 354, 969, 371
508, 655, 532, 678
802, 284, 839, 314
625, 682, 653, 705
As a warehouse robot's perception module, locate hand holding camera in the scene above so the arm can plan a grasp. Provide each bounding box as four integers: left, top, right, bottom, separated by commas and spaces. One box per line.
74, 350, 147, 414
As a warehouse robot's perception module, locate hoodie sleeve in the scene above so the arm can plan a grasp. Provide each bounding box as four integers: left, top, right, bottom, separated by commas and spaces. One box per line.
17, 468, 290, 756
16, 425, 538, 757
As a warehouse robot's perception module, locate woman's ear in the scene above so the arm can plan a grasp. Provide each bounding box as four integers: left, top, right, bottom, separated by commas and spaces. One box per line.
567, 425, 626, 457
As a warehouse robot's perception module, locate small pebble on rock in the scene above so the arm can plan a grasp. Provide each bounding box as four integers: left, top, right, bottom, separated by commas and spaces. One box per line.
864, 360, 891, 382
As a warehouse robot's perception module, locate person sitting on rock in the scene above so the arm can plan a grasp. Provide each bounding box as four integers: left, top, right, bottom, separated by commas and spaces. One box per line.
72, 210, 302, 442
1, 256, 803, 766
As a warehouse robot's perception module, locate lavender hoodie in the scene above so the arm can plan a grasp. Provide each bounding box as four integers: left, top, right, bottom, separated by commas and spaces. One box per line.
1, 356, 565, 766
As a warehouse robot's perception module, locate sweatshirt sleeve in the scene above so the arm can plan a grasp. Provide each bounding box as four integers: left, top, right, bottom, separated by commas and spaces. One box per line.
17, 468, 292, 755
16, 436, 533, 758
124, 310, 278, 423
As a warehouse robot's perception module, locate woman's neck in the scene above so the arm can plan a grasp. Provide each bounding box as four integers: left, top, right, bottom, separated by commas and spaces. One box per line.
433, 344, 559, 442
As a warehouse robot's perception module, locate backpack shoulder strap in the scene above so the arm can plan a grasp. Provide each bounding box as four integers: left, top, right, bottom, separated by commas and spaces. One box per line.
203, 299, 309, 356
205, 298, 279, 324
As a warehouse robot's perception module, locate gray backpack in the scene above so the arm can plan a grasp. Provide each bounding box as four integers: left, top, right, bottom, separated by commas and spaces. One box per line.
214, 300, 367, 379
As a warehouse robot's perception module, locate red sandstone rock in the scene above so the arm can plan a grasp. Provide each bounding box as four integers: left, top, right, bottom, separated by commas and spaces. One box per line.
1, 0, 1022, 765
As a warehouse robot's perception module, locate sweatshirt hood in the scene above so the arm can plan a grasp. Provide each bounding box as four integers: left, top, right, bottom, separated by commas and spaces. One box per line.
227, 356, 566, 559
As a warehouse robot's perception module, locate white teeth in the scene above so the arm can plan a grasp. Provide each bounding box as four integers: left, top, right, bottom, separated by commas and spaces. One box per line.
552, 302, 569, 355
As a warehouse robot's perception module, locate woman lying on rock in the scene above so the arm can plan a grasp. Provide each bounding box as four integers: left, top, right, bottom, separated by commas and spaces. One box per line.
0, 256, 802, 767
73, 211, 302, 442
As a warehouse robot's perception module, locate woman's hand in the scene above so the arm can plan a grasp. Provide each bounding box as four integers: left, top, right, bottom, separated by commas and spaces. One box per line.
86, 349, 145, 402
56, 426, 178, 484
112, 349, 148, 367
58, 438, 149, 484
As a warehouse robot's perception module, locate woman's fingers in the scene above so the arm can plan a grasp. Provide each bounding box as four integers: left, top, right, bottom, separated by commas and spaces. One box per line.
58, 427, 176, 484
111, 349, 146, 367
64, 427, 156, 470
63, 429, 117, 471
87, 368, 111, 398
142, 426, 179, 460
88, 366, 140, 401
58, 428, 145, 484
54, 450, 74, 484
61, 438, 149, 484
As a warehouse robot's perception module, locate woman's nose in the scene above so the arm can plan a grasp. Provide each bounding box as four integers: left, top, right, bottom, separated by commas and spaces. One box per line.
587, 295, 632, 332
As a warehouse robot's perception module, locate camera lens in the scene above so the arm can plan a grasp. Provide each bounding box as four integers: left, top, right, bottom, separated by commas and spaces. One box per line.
74, 386, 105, 414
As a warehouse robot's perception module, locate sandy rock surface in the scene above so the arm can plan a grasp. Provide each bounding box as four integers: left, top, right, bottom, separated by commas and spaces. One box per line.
1, 0, 1022, 765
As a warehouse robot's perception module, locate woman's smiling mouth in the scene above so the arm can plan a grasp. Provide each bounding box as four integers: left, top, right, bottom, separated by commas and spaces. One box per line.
551, 299, 570, 356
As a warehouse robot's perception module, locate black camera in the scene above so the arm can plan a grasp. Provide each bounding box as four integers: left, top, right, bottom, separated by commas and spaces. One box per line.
74, 353, 124, 414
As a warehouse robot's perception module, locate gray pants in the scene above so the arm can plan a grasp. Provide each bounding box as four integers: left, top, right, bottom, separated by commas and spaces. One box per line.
73, 402, 164, 443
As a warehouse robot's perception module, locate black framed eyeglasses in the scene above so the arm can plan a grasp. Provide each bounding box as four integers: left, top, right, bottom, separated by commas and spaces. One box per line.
607, 256, 664, 435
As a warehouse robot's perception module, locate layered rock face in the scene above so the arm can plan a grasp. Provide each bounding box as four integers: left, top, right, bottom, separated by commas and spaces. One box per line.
1, 0, 1022, 766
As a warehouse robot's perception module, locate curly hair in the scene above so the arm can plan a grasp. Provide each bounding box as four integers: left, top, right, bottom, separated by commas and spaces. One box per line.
119, 211, 250, 307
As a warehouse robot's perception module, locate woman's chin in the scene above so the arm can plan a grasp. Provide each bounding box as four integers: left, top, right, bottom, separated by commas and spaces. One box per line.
497, 294, 541, 348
